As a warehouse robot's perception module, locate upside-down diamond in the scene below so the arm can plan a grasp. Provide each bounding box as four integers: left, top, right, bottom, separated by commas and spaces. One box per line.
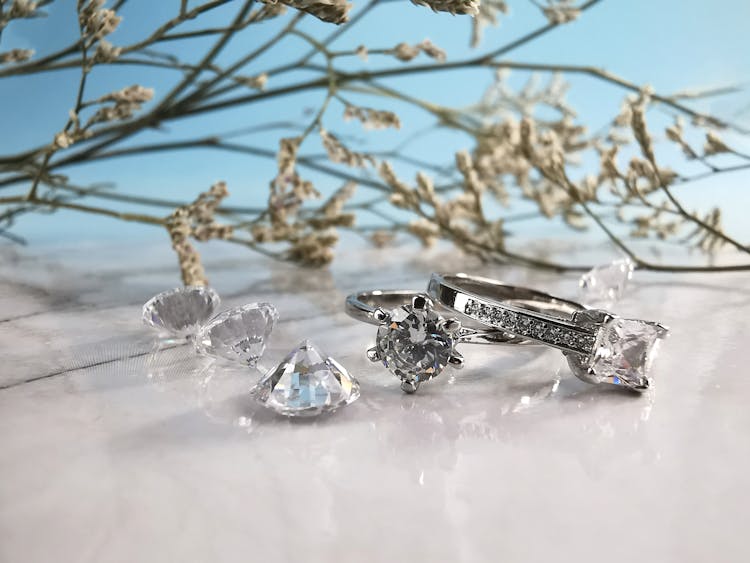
252, 340, 360, 417
195, 302, 278, 366
142, 286, 220, 337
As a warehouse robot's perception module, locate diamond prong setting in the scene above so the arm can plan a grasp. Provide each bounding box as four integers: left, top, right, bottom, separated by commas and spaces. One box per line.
448, 352, 465, 369
374, 293, 459, 392
366, 346, 380, 362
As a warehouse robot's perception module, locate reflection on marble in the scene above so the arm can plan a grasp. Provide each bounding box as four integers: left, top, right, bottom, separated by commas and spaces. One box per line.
1, 239, 749, 563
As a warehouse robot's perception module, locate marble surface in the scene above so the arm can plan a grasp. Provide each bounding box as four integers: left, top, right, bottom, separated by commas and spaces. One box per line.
1, 239, 749, 563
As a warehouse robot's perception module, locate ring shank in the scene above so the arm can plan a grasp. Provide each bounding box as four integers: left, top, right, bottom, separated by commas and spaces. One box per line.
428, 273, 584, 320
427, 273, 597, 356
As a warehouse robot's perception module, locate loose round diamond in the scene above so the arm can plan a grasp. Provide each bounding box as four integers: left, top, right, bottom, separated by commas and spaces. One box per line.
142, 286, 220, 337
376, 303, 454, 384
195, 302, 278, 366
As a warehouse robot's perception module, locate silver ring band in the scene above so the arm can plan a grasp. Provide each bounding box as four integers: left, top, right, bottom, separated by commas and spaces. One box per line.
427, 273, 668, 392
426, 273, 596, 355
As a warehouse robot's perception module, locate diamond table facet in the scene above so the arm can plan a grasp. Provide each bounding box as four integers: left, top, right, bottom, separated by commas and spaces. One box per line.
252, 340, 360, 417
142, 286, 220, 338
195, 302, 278, 366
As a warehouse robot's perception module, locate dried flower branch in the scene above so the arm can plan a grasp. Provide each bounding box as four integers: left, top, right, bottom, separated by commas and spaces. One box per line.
1, 0, 749, 282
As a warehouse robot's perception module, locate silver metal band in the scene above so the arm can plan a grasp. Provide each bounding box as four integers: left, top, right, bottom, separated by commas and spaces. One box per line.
426, 273, 597, 355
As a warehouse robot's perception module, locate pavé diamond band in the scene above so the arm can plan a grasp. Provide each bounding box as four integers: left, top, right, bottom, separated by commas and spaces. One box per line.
427, 273, 669, 392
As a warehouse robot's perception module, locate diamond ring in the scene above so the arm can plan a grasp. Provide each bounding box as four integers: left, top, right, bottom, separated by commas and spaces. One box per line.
427, 273, 669, 392
345, 289, 540, 393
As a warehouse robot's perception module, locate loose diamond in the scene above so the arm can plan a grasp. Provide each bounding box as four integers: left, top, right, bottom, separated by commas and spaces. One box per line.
252, 340, 360, 417
142, 286, 220, 337
590, 318, 668, 389
195, 302, 278, 366
376, 303, 454, 384
579, 258, 634, 307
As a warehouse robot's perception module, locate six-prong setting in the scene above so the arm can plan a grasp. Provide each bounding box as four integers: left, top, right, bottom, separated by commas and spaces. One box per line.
368, 294, 464, 393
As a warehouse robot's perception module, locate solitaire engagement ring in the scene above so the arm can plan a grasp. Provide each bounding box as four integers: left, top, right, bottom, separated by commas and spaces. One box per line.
427, 273, 669, 392
346, 289, 552, 393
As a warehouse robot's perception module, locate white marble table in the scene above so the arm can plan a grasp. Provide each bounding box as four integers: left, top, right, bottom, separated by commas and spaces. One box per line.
1, 239, 748, 563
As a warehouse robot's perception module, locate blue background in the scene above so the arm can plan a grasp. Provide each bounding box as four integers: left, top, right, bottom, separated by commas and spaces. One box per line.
2, 0, 749, 245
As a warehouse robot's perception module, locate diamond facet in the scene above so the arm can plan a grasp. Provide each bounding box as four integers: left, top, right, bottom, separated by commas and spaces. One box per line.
375, 302, 454, 384
589, 317, 668, 389
195, 302, 278, 366
252, 340, 360, 417
142, 286, 220, 337
578, 258, 634, 307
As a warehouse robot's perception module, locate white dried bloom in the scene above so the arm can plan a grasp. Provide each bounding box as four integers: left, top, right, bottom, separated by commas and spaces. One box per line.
79, 1, 122, 39
288, 230, 339, 266
53, 131, 74, 149
8, 0, 38, 19
456, 150, 484, 196
415, 172, 437, 205
252, 3, 288, 20
261, 0, 351, 24
704, 132, 731, 156
664, 116, 697, 159
471, 0, 508, 47
343, 105, 401, 130
542, 1, 581, 25
378, 161, 421, 209
392, 42, 421, 62
99, 84, 154, 104
0, 48, 34, 64
411, 0, 480, 15
408, 218, 440, 247
320, 181, 357, 216
276, 136, 301, 180
93, 40, 122, 63
87, 85, 154, 125
234, 73, 268, 91
630, 100, 655, 163
390, 39, 446, 63
370, 230, 395, 248
419, 39, 446, 62
319, 128, 375, 168
355, 45, 368, 61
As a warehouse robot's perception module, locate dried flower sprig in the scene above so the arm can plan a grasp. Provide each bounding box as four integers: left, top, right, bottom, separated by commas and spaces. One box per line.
167, 182, 234, 286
